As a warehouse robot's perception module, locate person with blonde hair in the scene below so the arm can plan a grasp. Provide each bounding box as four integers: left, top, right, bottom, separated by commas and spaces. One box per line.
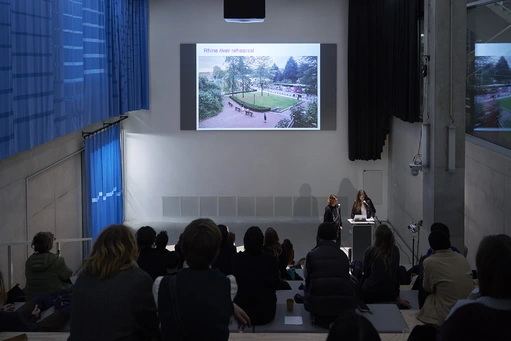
24, 231, 72, 301
324, 194, 342, 247
69, 224, 158, 341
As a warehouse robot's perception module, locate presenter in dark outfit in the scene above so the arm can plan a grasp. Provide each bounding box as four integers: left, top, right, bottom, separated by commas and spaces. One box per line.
324, 194, 342, 247
351, 190, 376, 219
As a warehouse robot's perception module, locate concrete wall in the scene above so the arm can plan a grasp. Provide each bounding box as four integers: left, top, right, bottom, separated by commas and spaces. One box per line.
465, 135, 511, 268
123, 0, 389, 230
0, 131, 84, 287
387, 117, 424, 258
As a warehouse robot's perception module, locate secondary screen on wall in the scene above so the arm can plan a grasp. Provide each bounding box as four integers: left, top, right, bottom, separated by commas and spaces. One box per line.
196, 44, 320, 130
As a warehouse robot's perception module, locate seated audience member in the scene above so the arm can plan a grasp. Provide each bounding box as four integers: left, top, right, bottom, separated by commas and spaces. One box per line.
304, 222, 357, 328
263, 227, 288, 279
327, 310, 381, 341
69, 224, 159, 341
165, 251, 180, 275
24, 232, 72, 301
155, 231, 171, 256
212, 224, 237, 276
136, 226, 167, 280
361, 225, 410, 308
440, 234, 511, 341
0, 271, 40, 332
282, 239, 295, 267
227, 231, 236, 246
417, 230, 474, 325
415, 223, 461, 308
424, 223, 460, 258
154, 218, 250, 340
232, 226, 281, 325
174, 233, 185, 269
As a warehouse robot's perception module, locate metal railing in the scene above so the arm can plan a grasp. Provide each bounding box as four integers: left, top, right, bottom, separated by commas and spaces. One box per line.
0, 238, 92, 289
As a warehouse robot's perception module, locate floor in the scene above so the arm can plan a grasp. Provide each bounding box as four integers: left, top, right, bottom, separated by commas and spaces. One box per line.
125, 217, 414, 269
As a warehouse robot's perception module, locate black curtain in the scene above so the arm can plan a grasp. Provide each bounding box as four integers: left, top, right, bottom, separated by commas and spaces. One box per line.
348, 0, 421, 161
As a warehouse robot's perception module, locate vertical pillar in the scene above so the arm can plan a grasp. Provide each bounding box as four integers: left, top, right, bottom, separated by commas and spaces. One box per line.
422, 0, 466, 253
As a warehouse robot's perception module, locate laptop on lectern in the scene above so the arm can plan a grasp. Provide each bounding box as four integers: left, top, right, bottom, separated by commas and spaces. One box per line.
354, 214, 366, 222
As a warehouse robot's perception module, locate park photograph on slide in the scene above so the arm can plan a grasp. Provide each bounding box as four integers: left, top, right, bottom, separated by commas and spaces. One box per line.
196, 43, 320, 130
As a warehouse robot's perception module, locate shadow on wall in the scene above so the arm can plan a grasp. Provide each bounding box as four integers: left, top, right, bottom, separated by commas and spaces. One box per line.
293, 183, 319, 219
337, 178, 358, 241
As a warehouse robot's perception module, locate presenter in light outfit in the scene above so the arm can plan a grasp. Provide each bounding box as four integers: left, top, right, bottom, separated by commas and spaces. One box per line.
350, 190, 376, 219
323, 194, 342, 247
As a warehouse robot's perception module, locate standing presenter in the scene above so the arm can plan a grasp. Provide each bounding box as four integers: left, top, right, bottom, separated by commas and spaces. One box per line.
323, 194, 342, 247
350, 190, 376, 219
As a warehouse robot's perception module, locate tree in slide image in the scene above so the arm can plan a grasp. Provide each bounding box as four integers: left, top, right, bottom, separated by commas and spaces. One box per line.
298, 56, 318, 96
253, 56, 276, 96
283, 57, 299, 83
198, 76, 223, 120
289, 101, 318, 128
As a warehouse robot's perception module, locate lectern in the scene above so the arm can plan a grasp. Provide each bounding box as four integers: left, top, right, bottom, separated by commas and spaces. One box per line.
348, 218, 375, 262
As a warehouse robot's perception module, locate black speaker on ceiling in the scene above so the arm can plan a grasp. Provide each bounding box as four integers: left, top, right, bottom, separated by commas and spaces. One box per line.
224, 0, 265, 23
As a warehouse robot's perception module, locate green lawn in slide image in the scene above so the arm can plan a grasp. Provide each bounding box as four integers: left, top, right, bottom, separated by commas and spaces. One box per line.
497, 97, 511, 111
233, 92, 298, 109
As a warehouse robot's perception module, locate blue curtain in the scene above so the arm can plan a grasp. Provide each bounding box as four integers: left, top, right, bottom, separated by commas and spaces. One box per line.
0, 0, 149, 161
85, 124, 123, 240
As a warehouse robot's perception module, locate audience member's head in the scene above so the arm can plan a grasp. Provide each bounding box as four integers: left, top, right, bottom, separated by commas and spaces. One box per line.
181, 218, 222, 269
407, 325, 440, 341
31, 231, 55, 253
430, 222, 451, 239
136, 226, 156, 250
317, 222, 337, 242
327, 194, 338, 206
243, 226, 264, 254
155, 231, 169, 250
83, 224, 138, 279
282, 239, 294, 265
227, 232, 236, 246
165, 251, 180, 273
0, 271, 6, 307
476, 234, 511, 299
264, 227, 282, 257
373, 225, 395, 268
327, 310, 381, 341
428, 230, 451, 251
217, 224, 229, 245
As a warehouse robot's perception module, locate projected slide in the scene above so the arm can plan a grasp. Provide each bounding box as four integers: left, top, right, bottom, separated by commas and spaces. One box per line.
473, 43, 511, 131
196, 43, 320, 130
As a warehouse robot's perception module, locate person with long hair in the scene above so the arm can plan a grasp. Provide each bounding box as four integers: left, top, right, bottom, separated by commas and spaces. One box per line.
24, 231, 73, 301
324, 194, 342, 247
69, 224, 159, 341
440, 235, 511, 340
263, 227, 288, 279
212, 224, 237, 276
351, 190, 376, 219
361, 225, 411, 308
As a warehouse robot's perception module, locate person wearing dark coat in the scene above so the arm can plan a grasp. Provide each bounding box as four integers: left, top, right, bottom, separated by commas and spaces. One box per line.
136, 226, 167, 281
350, 189, 376, 219
212, 224, 237, 276
324, 194, 342, 247
304, 222, 356, 328
361, 225, 411, 309
232, 226, 281, 325
69, 225, 159, 341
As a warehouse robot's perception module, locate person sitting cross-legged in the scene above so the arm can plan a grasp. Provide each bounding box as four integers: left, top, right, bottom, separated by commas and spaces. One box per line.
232, 226, 281, 325
304, 222, 357, 328
416, 229, 474, 325
154, 218, 251, 341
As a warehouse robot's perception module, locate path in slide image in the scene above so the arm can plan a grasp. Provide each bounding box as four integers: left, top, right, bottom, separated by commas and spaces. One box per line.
199, 96, 291, 129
